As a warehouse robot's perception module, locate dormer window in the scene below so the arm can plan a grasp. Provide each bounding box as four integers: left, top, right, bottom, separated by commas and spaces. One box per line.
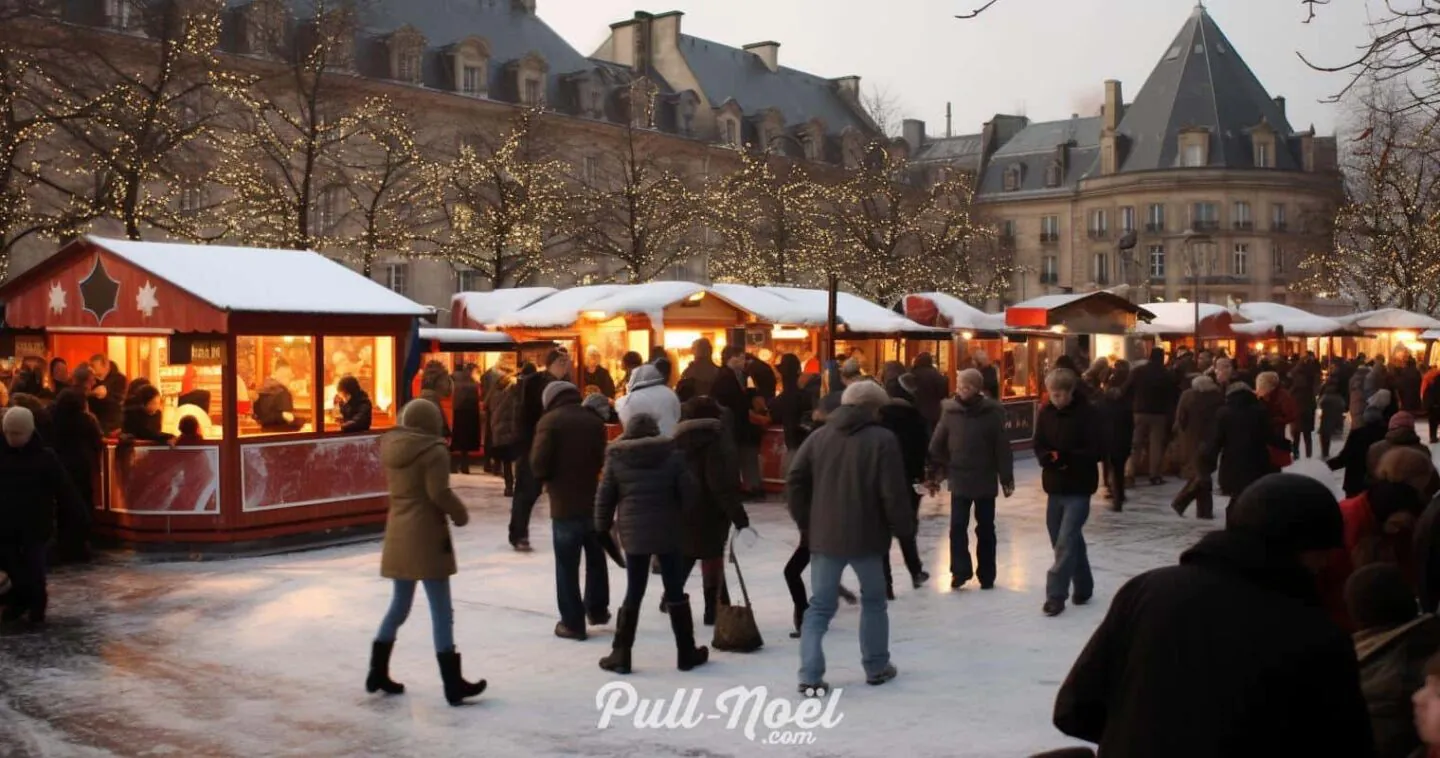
387, 26, 426, 85
725, 119, 739, 147
523, 79, 541, 106
448, 36, 490, 98
840, 128, 863, 169
509, 51, 549, 107
1255, 142, 1271, 168
242, 0, 285, 56
804, 119, 825, 161
398, 51, 420, 83
105, 0, 132, 30
1045, 161, 1062, 187
1179, 127, 1211, 167
1003, 165, 1022, 192
462, 65, 483, 95
1250, 121, 1277, 168
674, 91, 700, 137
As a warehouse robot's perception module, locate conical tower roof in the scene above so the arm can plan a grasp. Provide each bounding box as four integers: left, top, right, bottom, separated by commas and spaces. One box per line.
1115, 4, 1297, 172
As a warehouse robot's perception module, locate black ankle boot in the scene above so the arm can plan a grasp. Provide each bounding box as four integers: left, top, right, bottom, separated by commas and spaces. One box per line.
600, 605, 637, 674
435, 649, 486, 706
668, 595, 709, 671
366, 641, 405, 695
789, 603, 807, 639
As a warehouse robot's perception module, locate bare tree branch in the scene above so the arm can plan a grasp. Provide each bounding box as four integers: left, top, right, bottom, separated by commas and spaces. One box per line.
955, 0, 1001, 20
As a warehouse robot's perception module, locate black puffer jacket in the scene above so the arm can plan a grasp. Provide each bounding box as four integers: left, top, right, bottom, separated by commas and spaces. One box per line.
0, 437, 84, 545
1355, 615, 1440, 758
340, 391, 373, 433
594, 421, 696, 556
1331, 411, 1390, 499
449, 380, 479, 449
1128, 350, 1176, 415
673, 418, 749, 559
1035, 394, 1100, 496
1055, 529, 1373, 758
1203, 389, 1281, 497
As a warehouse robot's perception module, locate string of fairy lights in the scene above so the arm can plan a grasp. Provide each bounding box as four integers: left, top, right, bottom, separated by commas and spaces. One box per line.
3, 1, 1020, 307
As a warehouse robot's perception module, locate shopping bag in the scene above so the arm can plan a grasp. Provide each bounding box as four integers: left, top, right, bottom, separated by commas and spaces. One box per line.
712, 536, 763, 653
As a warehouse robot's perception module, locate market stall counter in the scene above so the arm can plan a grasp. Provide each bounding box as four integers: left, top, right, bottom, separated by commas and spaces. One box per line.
0, 236, 430, 553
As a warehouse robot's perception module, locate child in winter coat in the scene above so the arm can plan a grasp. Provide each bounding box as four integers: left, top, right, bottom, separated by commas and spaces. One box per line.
1320, 381, 1348, 459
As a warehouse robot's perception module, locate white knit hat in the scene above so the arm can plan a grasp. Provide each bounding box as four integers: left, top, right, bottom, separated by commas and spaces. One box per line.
841, 380, 890, 408
2, 406, 34, 443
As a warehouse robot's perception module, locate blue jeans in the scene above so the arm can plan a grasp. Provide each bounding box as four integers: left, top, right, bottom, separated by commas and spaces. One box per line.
950, 493, 997, 586
622, 553, 688, 609
375, 578, 455, 653
1045, 494, 1093, 603
509, 452, 542, 544
800, 553, 889, 684
553, 518, 610, 629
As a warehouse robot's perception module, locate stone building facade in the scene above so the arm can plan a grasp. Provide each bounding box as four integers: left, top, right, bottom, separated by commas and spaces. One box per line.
909, 5, 1343, 312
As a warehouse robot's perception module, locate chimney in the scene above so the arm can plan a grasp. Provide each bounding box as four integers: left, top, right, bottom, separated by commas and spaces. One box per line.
511, 0, 535, 12
831, 75, 860, 102
945, 102, 952, 138
1103, 79, 1123, 130
650, 10, 682, 50
903, 119, 925, 150
1274, 96, 1286, 115
743, 41, 780, 73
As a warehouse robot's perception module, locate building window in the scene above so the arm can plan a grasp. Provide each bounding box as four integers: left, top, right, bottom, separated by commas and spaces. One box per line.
1146, 203, 1165, 232
313, 187, 340, 235
179, 186, 206, 213
1045, 161, 1063, 187
724, 119, 739, 147
1093, 252, 1110, 285
1256, 141, 1271, 168
462, 65, 483, 96
455, 269, 481, 293
385, 263, 409, 295
1040, 215, 1060, 243
1191, 202, 1219, 232
1120, 206, 1135, 233
583, 155, 600, 184
1088, 209, 1109, 238
1183, 143, 1205, 167
1041, 255, 1059, 284
1272, 203, 1287, 232
1003, 165, 1022, 192
1000, 219, 1017, 241
322, 336, 397, 431
1272, 243, 1285, 275
1148, 245, 1166, 279
237, 335, 317, 437
1233, 201, 1252, 230
523, 78, 541, 106
1232, 243, 1249, 276
106, 0, 132, 29
397, 52, 421, 84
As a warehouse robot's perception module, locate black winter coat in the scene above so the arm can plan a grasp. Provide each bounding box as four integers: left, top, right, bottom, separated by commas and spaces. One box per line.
448, 381, 479, 449
531, 394, 608, 521
1129, 359, 1176, 415
517, 371, 556, 450
583, 366, 616, 400
1355, 615, 1440, 758
0, 438, 85, 545
1399, 366, 1424, 413
878, 399, 930, 484
909, 363, 949, 430
1054, 529, 1374, 758
711, 367, 759, 446
595, 434, 695, 556
680, 358, 719, 399
1203, 390, 1281, 497
340, 391, 374, 433
929, 396, 1014, 498
979, 364, 1001, 400
1094, 385, 1135, 461
51, 407, 103, 510
122, 405, 172, 443
89, 368, 127, 434
771, 386, 814, 451
1332, 413, 1390, 499
673, 418, 749, 559
1035, 395, 1100, 496
746, 360, 777, 401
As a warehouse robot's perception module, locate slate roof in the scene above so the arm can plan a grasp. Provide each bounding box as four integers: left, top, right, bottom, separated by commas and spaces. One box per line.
675, 35, 869, 136
976, 116, 1102, 199
227, 0, 596, 104
1113, 5, 1299, 172
912, 133, 984, 169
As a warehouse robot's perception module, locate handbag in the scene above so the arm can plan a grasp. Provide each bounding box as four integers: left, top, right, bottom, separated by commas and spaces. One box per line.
711, 535, 764, 653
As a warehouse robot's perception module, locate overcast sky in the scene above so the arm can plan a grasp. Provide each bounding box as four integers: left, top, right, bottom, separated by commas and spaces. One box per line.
544, 0, 1384, 138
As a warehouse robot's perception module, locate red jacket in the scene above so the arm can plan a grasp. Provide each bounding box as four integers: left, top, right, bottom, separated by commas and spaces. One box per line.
1320, 492, 1420, 632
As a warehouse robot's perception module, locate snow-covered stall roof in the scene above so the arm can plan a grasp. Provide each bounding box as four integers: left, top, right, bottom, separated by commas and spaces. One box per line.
91, 236, 430, 316
418, 328, 517, 351
903, 292, 1007, 332
1334, 308, 1440, 332
706, 284, 816, 325
1233, 302, 1344, 336
1134, 302, 1234, 336
451, 287, 557, 328
1425, 330, 1440, 341
759, 286, 947, 335
489, 285, 623, 328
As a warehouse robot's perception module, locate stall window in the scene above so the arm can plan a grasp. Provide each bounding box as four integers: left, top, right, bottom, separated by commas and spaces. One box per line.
322, 336, 397, 431
236, 335, 317, 436
52, 335, 226, 439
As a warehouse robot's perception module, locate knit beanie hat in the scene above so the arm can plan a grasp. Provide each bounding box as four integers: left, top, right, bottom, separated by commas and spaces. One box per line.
1, 406, 35, 442
1388, 410, 1416, 432
542, 381, 579, 410
1345, 563, 1418, 630
1226, 473, 1342, 554
582, 392, 611, 418
841, 379, 890, 409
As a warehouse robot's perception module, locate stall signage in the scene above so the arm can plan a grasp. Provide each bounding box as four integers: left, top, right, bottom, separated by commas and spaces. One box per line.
14, 335, 45, 359
1002, 399, 1037, 443
170, 335, 225, 365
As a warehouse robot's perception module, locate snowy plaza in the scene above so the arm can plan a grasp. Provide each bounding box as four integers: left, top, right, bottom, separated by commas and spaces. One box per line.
0, 455, 1374, 758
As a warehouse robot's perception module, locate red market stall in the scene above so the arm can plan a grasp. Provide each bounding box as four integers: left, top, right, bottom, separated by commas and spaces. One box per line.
0, 236, 430, 553
1135, 301, 1243, 355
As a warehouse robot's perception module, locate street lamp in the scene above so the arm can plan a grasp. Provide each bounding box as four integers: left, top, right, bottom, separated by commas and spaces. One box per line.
1183, 229, 1213, 351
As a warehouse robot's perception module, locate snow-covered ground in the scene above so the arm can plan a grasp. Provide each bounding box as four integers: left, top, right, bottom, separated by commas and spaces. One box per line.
0, 450, 1404, 757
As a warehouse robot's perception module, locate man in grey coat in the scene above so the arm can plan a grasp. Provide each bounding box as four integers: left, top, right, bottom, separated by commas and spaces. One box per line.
788, 380, 915, 694
929, 368, 1014, 590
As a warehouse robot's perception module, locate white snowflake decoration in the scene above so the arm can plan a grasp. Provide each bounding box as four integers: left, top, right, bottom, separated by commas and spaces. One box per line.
47, 282, 67, 315
136, 280, 159, 318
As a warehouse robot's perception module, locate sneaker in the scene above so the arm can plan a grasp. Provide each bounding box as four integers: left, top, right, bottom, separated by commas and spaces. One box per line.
950, 576, 967, 590
554, 622, 587, 641
797, 681, 830, 698
1043, 599, 1065, 617
911, 571, 930, 589
1072, 593, 1092, 606
866, 664, 898, 686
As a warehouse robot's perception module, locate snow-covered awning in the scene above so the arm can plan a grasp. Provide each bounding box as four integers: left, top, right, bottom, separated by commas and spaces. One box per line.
1134, 302, 1237, 337
753, 286, 946, 335
418, 328, 517, 352
451, 287, 558, 328
901, 292, 1007, 333
1334, 308, 1440, 332
1233, 303, 1345, 336
1005, 292, 1153, 334
479, 282, 763, 333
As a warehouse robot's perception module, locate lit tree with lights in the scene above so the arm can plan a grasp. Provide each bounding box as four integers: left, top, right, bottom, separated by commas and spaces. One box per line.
573, 78, 707, 283
920, 187, 1018, 305
335, 101, 444, 277
435, 107, 577, 289
706, 148, 832, 286
212, 0, 376, 251
1297, 84, 1440, 314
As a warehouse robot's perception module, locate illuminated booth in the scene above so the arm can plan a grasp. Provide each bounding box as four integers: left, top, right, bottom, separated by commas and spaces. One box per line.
1232, 302, 1347, 363
1005, 292, 1152, 388
0, 236, 429, 551
1135, 301, 1243, 355
1333, 309, 1440, 364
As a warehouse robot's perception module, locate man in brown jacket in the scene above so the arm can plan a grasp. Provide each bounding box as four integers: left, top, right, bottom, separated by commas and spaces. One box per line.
788, 380, 915, 694
531, 382, 611, 640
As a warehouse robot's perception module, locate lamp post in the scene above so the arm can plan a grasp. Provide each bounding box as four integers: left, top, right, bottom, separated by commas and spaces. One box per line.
1184, 230, 1213, 352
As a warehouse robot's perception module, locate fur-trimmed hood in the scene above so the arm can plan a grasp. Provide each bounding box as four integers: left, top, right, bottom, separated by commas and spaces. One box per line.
605, 434, 676, 469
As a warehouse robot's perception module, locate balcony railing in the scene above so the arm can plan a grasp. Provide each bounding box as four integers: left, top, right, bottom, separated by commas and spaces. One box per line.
1192, 220, 1221, 232
1087, 228, 1110, 240
1040, 232, 1060, 244
1233, 220, 1254, 231
1145, 222, 1165, 233
1272, 222, 1289, 232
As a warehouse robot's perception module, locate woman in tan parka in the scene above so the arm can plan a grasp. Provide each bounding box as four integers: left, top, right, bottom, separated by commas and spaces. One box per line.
366, 399, 485, 706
